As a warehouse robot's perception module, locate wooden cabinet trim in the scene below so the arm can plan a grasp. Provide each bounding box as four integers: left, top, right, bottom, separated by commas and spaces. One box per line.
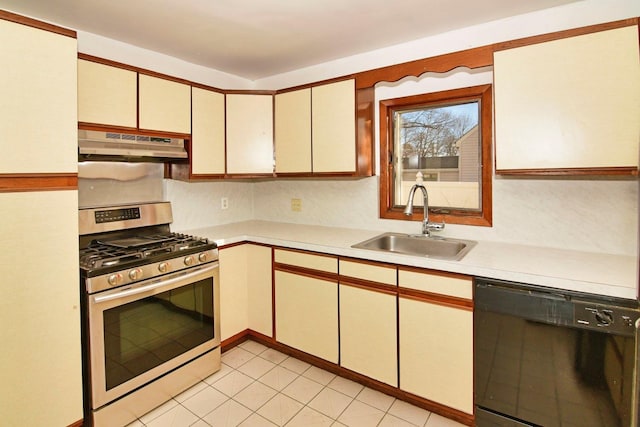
493, 18, 639, 52
398, 265, 472, 282
340, 278, 397, 296
339, 255, 398, 271
274, 246, 338, 261
399, 288, 473, 310
496, 166, 639, 177
273, 263, 339, 283
0, 174, 78, 192
0, 10, 76, 38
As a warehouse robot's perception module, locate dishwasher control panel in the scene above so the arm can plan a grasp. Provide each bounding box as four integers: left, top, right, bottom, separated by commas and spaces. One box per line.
574, 302, 640, 335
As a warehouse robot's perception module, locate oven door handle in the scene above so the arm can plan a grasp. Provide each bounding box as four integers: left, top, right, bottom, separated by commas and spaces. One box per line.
93, 263, 218, 304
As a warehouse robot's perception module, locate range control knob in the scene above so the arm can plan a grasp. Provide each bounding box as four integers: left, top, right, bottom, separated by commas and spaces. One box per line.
107, 273, 122, 286
158, 262, 170, 273
595, 310, 614, 326
184, 256, 194, 266
128, 268, 143, 281
198, 252, 208, 263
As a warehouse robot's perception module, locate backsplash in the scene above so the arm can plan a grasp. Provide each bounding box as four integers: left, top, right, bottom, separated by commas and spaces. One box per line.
165, 175, 637, 256
164, 179, 254, 231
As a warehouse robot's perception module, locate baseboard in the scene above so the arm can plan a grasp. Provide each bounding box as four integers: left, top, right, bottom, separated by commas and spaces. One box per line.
222, 329, 474, 426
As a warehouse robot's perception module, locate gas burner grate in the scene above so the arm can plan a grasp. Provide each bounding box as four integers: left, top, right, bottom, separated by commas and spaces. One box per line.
80, 232, 214, 271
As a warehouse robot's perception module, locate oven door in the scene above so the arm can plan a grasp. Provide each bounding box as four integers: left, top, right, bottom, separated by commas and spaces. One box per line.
88, 262, 220, 409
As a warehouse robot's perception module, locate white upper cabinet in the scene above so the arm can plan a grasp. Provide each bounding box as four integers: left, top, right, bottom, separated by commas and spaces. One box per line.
0, 19, 77, 174
494, 25, 640, 173
191, 87, 226, 175
226, 94, 274, 174
312, 79, 356, 173
78, 59, 137, 128
139, 74, 191, 134
275, 88, 312, 173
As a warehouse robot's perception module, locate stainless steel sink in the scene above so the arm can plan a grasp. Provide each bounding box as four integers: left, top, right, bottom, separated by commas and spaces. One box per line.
351, 232, 476, 261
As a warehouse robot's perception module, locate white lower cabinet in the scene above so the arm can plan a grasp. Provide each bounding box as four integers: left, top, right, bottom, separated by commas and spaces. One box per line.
219, 244, 272, 341
339, 283, 397, 386
398, 270, 474, 414
275, 270, 339, 363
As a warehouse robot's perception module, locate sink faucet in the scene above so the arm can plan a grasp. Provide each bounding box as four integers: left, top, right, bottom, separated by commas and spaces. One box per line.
404, 172, 445, 236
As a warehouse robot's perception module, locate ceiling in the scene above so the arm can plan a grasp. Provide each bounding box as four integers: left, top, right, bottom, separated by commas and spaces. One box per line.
3, 0, 581, 80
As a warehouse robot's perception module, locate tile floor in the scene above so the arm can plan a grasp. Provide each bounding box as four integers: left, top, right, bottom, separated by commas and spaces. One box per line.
126, 340, 466, 427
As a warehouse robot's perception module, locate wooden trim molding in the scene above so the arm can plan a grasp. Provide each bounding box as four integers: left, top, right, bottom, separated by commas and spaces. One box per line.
398, 265, 473, 281
0, 9, 76, 38
339, 278, 397, 296
379, 84, 493, 227
0, 174, 78, 192
398, 287, 473, 311
273, 262, 339, 283
496, 166, 639, 176
224, 330, 474, 426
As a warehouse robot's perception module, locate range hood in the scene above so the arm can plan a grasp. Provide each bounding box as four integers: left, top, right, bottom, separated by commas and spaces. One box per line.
78, 129, 188, 162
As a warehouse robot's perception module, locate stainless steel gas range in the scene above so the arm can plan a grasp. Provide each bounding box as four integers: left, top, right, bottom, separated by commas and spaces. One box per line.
79, 201, 221, 427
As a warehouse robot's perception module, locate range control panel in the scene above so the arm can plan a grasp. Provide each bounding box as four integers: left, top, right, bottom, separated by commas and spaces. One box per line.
574, 302, 640, 336
95, 207, 141, 223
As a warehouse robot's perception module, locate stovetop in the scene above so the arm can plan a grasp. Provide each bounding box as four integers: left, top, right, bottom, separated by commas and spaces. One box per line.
80, 232, 217, 278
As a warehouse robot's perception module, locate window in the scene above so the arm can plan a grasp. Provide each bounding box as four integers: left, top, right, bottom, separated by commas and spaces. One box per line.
379, 84, 492, 226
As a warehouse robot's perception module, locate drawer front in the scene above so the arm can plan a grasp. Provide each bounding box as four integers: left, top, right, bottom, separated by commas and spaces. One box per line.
340, 259, 396, 286
398, 269, 472, 299
274, 249, 337, 274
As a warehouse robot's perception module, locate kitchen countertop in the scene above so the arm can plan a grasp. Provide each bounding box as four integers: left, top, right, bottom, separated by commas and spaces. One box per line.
185, 220, 638, 300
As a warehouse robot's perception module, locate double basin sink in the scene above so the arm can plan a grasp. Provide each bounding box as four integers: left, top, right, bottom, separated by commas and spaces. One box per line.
352, 232, 476, 261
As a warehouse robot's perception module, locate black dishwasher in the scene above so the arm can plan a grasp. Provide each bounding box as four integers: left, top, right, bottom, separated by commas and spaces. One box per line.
474, 278, 640, 427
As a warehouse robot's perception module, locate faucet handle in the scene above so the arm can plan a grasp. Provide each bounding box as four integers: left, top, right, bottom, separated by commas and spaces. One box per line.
426, 222, 445, 232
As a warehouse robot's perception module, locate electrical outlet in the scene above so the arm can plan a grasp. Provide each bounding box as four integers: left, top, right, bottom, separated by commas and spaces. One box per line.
291, 198, 302, 212
221, 197, 229, 210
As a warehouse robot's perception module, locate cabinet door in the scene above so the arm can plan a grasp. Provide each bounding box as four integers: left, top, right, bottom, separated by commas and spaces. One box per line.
0, 19, 77, 174
139, 74, 191, 134
312, 79, 356, 173
275, 270, 338, 363
246, 244, 273, 337
219, 245, 249, 341
226, 94, 274, 174
399, 296, 473, 414
192, 87, 226, 175
0, 190, 82, 426
494, 25, 640, 172
275, 88, 312, 173
78, 59, 137, 128
340, 284, 397, 386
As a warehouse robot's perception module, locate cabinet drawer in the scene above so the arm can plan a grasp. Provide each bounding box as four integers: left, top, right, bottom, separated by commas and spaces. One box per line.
340, 259, 396, 286
274, 249, 337, 274
398, 269, 471, 299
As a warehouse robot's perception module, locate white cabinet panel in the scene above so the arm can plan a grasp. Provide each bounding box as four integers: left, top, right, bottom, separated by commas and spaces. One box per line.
78, 59, 137, 128
275, 88, 312, 173
192, 87, 226, 175
275, 270, 338, 363
219, 245, 249, 341
0, 19, 77, 174
340, 284, 397, 386
139, 74, 191, 134
494, 26, 640, 172
274, 249, 337, 273
399, 296, 473, 414
0, 190, 82, 425
399, 269, 472, 299
226, 94, 274, 174
312, 79, 356, 173
247, 244, 273, 337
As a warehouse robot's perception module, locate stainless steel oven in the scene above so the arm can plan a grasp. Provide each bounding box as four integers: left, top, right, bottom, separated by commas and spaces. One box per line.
475, 278, 640, 427
79, 202, 220, 426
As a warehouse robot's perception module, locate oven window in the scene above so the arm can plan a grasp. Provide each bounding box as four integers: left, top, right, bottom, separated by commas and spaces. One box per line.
103, 278, 214, 390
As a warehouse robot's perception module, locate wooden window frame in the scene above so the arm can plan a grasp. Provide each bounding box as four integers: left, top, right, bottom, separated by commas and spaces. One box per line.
379, 84, 493, 227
